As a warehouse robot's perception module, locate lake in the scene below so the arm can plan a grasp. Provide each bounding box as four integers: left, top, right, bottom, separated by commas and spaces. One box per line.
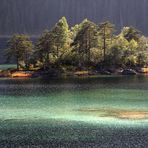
0, 75, 148, 147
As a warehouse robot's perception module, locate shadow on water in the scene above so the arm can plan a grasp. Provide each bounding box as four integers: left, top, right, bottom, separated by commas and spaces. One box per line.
0, 120, 148, 148
0, 75, 148, 147
0, 75, 148, 96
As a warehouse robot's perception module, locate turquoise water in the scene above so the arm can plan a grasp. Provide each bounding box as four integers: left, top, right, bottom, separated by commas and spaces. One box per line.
0, 64, 16, 70
0, 76, 148, 147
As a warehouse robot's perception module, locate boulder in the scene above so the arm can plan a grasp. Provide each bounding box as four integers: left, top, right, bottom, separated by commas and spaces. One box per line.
122, 69, 137, 75
100, 70, 111, 75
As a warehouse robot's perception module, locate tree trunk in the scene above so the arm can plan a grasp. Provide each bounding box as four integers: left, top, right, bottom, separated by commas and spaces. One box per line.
25, 53, 29, 70
88, 30, 91, 64
103, 27, 106, 62
16, 57, 19, 70
45, 53, 49, 69
57, 46, 59, 58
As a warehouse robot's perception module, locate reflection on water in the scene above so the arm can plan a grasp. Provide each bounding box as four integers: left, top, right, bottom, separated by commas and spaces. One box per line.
77, 108, 148, 120
0, 75, 148, 127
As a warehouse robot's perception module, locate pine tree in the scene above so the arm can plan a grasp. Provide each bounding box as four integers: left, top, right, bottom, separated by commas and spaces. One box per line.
35, 30, 54, 69
71, 19, 99, 67
51, 17, 70, 58
6, 34, 33, 70
98, 21, 115, 62
122, 27, 141, 42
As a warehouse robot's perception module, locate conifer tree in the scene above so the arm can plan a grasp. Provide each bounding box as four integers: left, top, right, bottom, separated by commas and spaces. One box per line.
98, 21, 115, 62
71, 19, 99, 67
6, 34, 33, 70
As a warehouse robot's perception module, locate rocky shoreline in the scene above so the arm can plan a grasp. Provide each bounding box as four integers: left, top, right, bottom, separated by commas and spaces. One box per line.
0, 67, 148, 78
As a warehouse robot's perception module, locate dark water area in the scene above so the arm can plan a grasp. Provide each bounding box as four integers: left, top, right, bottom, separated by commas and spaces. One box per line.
0, 76, 148, 147
0, 120, 148, 148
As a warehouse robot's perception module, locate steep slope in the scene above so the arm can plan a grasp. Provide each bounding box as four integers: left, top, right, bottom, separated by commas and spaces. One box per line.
0, 0, 148, 35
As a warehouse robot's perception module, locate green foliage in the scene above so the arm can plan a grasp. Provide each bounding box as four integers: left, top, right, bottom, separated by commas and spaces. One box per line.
122, 27, 141, 42
107, 45, 124, 67
98, 21, 115, 62
34, 17, 70, 69
136, 52, 148, 67
6, 17, 148, 71
6, 34, 33, 70
35, 30, 54, 69
71, 19, 99, 67
50, 17, 70, 58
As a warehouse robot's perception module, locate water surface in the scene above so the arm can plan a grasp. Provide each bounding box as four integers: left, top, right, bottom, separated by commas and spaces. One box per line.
0, 75, 148, 147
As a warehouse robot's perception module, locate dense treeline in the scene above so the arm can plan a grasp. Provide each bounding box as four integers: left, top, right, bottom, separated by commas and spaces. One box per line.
6, 17, 148, 72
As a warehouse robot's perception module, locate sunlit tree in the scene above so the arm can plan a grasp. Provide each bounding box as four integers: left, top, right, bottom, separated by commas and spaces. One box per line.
71, 19, 99, 67
98, 21, 115, 62
122, 27, 141, 42
51, 17, 70, 58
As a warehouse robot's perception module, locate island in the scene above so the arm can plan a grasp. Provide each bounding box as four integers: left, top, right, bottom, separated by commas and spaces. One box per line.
1, 17, 148, 78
